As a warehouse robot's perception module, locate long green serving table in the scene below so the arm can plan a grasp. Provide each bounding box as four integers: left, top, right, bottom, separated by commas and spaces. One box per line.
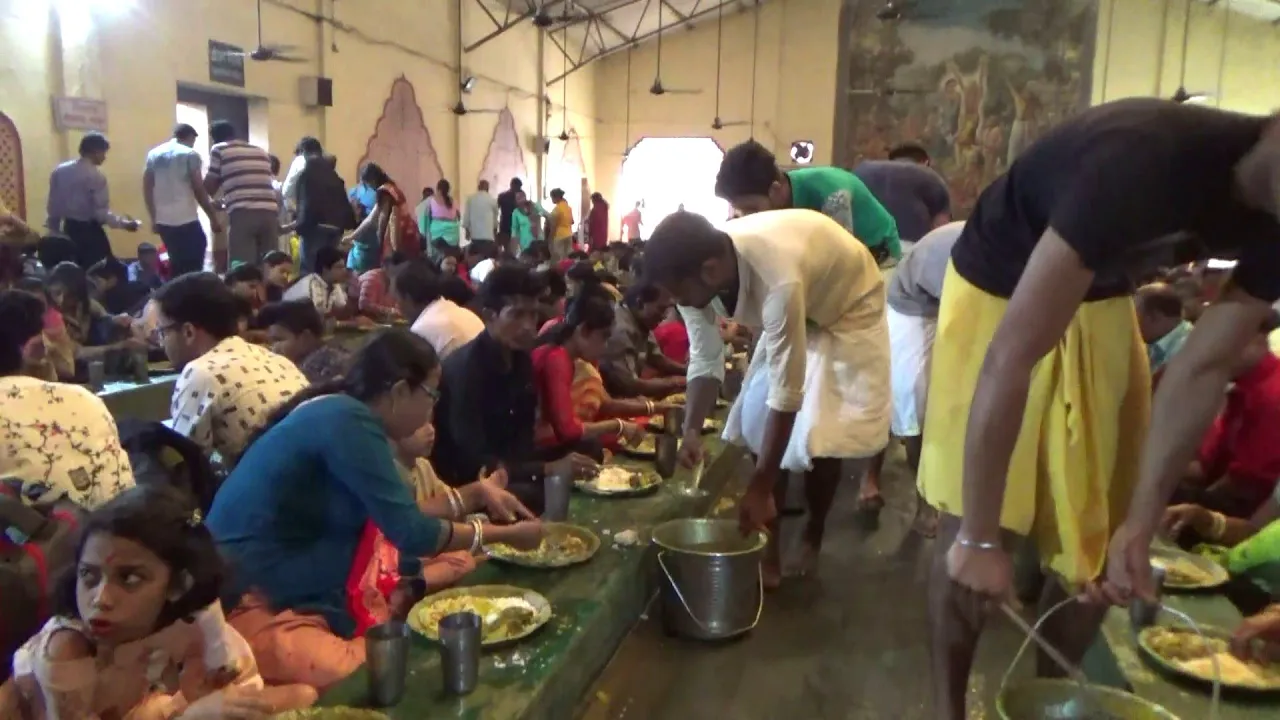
1084, 591, 1279, 718
99, 375, 178, 421
321, 438, 745, 719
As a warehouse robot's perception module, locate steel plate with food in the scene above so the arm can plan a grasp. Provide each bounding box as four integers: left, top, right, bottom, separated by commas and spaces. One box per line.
647, 415, 723, 434
1150, 546, 1229, 590
577, 466, 662, 496
273, 709, 390, 719
1138, 624, 1280, 691
486, 522, 600, 567
617, 434, 657, 459
408, 585, 552, 648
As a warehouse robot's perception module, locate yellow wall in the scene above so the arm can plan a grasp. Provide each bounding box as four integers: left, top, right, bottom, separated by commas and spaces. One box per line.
0, 0, 597, 256
591, 0, 842, 205
1093, 0, 1280, 113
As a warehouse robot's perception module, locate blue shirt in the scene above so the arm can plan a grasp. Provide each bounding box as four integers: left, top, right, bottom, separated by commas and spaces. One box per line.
349, 183, 377, 216
206, 394, 441, 637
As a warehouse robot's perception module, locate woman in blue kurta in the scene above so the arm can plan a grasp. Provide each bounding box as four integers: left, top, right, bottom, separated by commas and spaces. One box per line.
206, 329, 543, 689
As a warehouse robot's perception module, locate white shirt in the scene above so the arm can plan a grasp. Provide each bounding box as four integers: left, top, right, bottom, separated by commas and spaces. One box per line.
463, 192, 498, 241
0, 376, 134, 508
410, 299, 484, 359
169, 336, 308, 462
283, 274, 349, 316
469, 258, 496, 285
280, 154, 307, 211
145, 139, 202, 227
682, 209, 886, 412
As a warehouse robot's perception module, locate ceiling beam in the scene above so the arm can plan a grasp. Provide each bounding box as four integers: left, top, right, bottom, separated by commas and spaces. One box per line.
547, 0, 745, 83
463, 4, 536, 52
659, 0, 687, 21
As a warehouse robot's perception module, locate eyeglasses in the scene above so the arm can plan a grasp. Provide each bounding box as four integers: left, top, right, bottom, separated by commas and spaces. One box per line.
420, 384, 441, 402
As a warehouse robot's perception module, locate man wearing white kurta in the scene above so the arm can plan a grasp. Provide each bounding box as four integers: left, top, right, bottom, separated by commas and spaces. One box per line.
864, 221, 964, 536
645, 209, 890, 587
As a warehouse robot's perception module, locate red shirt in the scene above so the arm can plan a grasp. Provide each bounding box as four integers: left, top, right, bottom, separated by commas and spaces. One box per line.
587, 201, 610, 251
1197, 352, 1280, 499
653, 320, 690, 365
532, 344, 586, 446
357, 268, 396, 317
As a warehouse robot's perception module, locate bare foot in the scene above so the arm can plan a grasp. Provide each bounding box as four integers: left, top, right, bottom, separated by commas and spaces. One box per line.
796, 540, 821, 577
913, 494, 938, 538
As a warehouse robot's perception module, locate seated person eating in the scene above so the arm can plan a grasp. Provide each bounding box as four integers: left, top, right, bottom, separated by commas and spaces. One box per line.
259, 299, 352, 384
357, 250, 407, 322
283, 245, 354, 319
601, 283, 687, 399
154, 273, 308, 464
395, 258, 483, 359
1174, 311, 1280, 518
431, 265, 599, 506
395, 420, 534, 590
0, 289, 134, 508
46, 262, 148, 373
207, 329, 542, 689
533, 282, 657, 451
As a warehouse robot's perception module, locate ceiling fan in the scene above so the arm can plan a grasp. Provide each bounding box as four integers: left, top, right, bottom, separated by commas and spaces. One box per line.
650, 1, 702, 96
710, 0, 750, 130
534, 1, 589, 28
449, 2, 503, 116
1170, 0, 1212, 103
232, 0, 307, 63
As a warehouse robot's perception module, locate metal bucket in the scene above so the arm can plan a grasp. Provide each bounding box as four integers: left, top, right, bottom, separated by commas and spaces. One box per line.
652, 518, 767, 641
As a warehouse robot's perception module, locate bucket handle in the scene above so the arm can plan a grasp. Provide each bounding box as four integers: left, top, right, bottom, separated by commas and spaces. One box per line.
998, 596, 1220, 720
657, 551, 763, 636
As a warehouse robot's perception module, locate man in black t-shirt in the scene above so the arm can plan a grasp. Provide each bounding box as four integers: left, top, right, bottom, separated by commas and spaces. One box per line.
918, 98, 1280, 720
496, 177, 523, 252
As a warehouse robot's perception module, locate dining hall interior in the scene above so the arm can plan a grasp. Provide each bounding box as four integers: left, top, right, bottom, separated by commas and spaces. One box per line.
5, 0, 1280, 717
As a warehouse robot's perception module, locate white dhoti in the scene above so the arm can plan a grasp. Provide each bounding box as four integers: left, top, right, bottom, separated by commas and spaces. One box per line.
726, 314, 891, 472
886, 306, 937, 437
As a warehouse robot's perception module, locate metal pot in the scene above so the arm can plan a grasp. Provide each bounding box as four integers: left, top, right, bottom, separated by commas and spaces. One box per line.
652, 519, 766, 641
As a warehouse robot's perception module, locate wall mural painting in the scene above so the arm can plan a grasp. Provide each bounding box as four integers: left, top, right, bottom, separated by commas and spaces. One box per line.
359, 76, 444, 199
478, 108, 528, 191
837, 0, 1096, 216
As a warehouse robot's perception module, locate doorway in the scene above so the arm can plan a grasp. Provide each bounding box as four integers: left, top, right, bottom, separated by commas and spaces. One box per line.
618, 138, 728, 237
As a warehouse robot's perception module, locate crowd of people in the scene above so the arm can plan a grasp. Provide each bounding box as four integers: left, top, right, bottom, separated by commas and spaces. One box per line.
3, 96, 1280, 718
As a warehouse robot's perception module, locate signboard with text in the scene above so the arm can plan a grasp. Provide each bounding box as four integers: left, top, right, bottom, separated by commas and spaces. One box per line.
208, 40, 246, 88
52, 97, 108, 132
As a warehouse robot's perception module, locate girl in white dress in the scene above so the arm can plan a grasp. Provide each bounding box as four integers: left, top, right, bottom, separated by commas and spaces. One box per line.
5, 485, 315, 719
645, 209, 890, 587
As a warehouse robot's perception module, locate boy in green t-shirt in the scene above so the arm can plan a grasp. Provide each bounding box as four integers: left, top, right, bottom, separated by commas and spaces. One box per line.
714, 140, 901, 261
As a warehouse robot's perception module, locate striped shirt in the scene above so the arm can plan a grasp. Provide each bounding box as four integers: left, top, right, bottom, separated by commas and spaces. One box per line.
207, 140, 279, 214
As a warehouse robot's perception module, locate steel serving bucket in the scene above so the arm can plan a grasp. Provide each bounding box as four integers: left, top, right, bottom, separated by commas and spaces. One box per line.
652, 518, 767, 641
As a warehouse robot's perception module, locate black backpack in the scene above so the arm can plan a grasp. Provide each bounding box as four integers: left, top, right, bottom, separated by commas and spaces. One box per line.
0, 478, 86, 681
116, 419, 223, 515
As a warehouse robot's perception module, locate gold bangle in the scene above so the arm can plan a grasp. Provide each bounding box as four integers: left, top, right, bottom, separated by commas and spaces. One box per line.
645, 399, 654, 414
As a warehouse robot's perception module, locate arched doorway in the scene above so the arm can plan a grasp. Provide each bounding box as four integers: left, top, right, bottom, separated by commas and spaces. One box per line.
619, 138, 729, 237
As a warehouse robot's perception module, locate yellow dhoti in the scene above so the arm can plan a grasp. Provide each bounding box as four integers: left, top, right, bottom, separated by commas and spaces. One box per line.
918, 262, 1151, 584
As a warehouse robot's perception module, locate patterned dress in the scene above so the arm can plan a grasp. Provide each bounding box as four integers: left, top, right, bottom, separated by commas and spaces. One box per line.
0, 376, 133, 508
9, 604, 262, 719
168, 336, 309, 463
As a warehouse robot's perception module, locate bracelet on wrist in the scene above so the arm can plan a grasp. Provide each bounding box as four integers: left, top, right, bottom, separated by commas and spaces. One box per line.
955, 536, 1001, 551
468, 517, 484, 554
1208, 511, 1228, 541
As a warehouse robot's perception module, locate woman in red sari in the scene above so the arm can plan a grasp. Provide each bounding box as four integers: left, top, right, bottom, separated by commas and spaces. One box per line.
533, 284, 669, 450
344, 163, 422, 271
